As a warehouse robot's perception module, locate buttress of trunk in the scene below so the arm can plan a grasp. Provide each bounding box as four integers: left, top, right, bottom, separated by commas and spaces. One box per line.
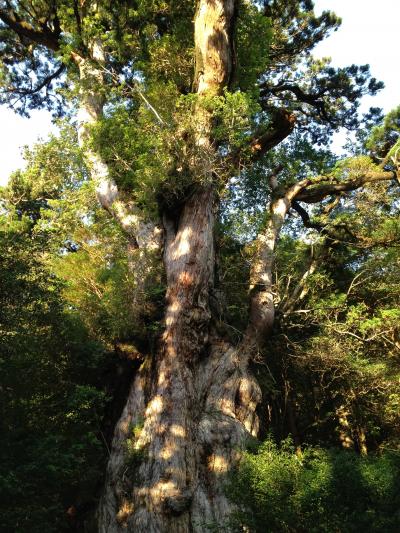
98, 188, 261, 532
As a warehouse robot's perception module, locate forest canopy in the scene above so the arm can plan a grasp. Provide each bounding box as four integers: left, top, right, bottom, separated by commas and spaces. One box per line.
0, 1, 399, 532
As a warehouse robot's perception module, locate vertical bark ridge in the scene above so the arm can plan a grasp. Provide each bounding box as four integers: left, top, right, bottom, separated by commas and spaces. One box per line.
194, 0, 235, 96
98, 365, 148, 531
192, 338, 261, 529
128, 187, 216, 532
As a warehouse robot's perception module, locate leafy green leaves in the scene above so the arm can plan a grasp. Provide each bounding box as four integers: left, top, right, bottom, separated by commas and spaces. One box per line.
235, 1, 272, 91
0, 217, 108, 532
228, 438, 400, 533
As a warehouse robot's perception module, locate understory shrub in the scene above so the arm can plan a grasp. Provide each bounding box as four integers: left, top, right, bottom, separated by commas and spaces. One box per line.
228, 438, 400, 532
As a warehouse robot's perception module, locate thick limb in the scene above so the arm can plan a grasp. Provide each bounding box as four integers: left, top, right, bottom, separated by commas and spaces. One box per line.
247, 169, 397, 342
72, 44, 162, 250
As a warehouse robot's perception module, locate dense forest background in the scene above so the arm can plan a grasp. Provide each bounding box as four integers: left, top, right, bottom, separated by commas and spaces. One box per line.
0, 1, 399, 531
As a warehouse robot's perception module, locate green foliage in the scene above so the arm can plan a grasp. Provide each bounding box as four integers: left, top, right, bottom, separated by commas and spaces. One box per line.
266, 1, 341, 70
261, 167, 400, 451
366, 105, 400, 161
0, 0, 196, 114
235, 1, 272, 91
0, 218, 108, 532
216, 112, 400, 455
212, 89, 261, 150
92, 87, 263, 211
91, 102, 169, 213
260, 3, 382, 143
220, 137, 336, 242
228, 438, 400, 533
52, 240, 164, 344
1, 123, 165, 346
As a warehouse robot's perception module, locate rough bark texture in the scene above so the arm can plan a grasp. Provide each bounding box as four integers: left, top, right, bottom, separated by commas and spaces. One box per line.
1, 3, 398, 532
98, 2, 262, 531
194, 0, 235, 96
99, 186, 260, 532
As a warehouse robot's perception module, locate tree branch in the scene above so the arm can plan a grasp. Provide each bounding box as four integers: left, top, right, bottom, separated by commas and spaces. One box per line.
260, 82, 333, 124
261, 83, 321, 105
0, 7, 60, 51
295, 170, 397, 203
291, 200, 323, 231
249, 108, 296, 158
279, 254, 319, 315
7, 63, 65, 97
245, 168, 397, 344
71, 47, 162, 251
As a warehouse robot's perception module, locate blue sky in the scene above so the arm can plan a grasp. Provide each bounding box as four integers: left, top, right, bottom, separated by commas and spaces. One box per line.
0, 0, 399, 185
313, 0, 399, 115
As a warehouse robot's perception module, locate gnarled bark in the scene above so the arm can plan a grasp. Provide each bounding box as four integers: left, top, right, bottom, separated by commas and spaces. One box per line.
98, 186, 261, 532
72, 5, 399, 531
1, 4, 397, 532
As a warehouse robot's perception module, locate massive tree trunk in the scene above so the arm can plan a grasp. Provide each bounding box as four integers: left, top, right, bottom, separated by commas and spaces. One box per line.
99, 185, 260, 531
98, 1, 261, 531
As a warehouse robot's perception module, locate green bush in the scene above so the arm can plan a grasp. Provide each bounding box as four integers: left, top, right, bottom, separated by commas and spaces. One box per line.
0, 226, 108, 532
228, 438, 400, 532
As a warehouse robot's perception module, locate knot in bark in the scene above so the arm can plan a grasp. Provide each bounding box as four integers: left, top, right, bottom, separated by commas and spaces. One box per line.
163, 489, 193, 516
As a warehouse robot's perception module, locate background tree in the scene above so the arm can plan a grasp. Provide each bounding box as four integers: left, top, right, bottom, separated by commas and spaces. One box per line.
0, 164, 108, 532
1, 1, 399, 531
